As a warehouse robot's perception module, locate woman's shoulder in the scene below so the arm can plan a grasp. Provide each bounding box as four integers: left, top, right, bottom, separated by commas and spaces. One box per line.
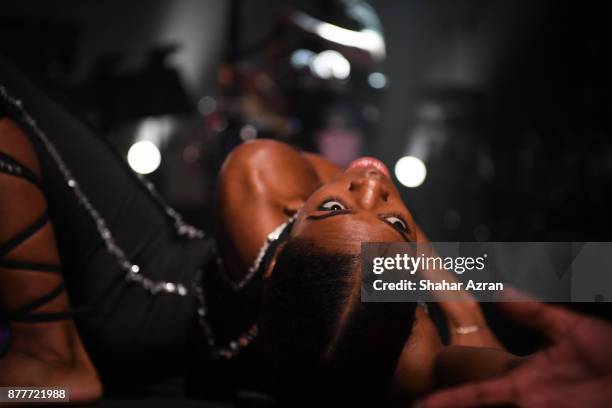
222, 139, 302, 168
221, 139, 341, 183
219, 139, 317, 186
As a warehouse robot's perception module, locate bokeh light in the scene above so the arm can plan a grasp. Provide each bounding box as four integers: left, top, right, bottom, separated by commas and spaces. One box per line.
310, 50, 351, 80
394, 155, 427, 188
127, 141, 162, 174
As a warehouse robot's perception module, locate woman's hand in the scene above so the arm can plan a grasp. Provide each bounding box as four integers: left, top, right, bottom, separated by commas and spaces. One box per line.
417, 301, 612, 408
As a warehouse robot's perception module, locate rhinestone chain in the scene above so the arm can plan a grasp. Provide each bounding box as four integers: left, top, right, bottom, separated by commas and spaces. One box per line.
0, 83, 281, 359
215, 214, 297, 291
194, 272, 260, 359
0, 160, 22, 176
0, 84, 202, 296
201, 216, 294, 358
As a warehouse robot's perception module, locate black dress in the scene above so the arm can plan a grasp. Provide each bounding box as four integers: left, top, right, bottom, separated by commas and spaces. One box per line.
0, 56, 219, 392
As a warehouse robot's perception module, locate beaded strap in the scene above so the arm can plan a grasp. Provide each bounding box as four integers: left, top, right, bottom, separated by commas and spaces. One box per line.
0, 83, 274, 359
216, 214, 297, 291
200, 216, 295, 358
0, 84, 201, 297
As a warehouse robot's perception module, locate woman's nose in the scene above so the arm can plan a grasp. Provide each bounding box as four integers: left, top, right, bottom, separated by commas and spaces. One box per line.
349, 170, 389, 209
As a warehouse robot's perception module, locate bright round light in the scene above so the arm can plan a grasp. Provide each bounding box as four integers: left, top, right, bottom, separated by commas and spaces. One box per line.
290, 49, 315, 69
394, 156, 427, 188
310, 50, 351, 80
367, 72, 387, 89
127, 141, 161, 174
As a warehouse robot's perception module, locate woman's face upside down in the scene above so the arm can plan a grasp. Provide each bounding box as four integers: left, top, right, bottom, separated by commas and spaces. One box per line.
290, 157, 418, 254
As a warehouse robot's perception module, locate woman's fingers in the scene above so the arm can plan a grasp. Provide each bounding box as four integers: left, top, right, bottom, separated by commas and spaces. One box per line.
498, 288, 582, 340
497, 301, 581, 340
417, 376, 518, 408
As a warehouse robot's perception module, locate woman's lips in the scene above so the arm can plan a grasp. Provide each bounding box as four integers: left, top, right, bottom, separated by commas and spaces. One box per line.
347, 157, 391, 178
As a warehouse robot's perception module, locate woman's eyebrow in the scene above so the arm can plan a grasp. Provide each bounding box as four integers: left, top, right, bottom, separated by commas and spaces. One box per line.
306, 211, 412, 242
306, 209, 354, 220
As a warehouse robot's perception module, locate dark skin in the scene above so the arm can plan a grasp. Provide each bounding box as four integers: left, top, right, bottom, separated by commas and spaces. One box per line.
0, 119, 102, 403
419, 300, 612, 408
218, 139, 502, 343
216, 139, 516, 400
0, 130, 511, 403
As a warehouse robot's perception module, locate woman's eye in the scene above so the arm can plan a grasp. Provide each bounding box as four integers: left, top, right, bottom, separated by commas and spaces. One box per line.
385, 216, 408, 232
319, 200, 346, 211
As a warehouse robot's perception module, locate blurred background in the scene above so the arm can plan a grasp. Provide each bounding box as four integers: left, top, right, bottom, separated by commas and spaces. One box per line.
1, 0, 611, 242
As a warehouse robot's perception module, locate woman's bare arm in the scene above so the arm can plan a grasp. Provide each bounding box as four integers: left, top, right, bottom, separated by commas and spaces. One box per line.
391, 306, 444, 404
415, 225, 504, 349
216, 140, 322, 281
391, 307, 520, 405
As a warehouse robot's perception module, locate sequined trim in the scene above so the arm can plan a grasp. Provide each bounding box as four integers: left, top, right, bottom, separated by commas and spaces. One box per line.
0, 82, 268, 359
0, 84, 202, 297
201, 215, 296, 358
216, 213, 297, 291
